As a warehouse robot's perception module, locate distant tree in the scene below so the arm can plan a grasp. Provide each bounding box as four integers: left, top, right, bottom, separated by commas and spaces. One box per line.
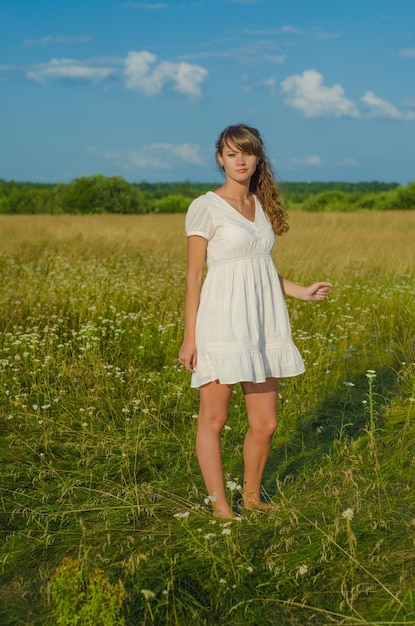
301, 190, 353, 212
390, 183, 415, 210
281, 181, 400, 204
153, 194, 190, 213
62, 175, 148, 214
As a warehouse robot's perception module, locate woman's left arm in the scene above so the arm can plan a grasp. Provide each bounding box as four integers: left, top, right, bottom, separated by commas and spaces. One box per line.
279, 276, 332, 302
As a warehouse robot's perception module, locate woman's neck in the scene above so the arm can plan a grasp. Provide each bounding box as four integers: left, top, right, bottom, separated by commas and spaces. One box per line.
217, 182, 251, 201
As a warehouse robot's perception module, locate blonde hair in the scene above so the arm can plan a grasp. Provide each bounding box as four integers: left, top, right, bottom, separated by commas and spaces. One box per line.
215, 124, 289, 236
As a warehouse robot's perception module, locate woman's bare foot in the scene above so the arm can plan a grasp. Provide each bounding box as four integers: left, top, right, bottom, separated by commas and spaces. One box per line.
212, 504, 235, 519
244, 501, 275, 511
242, 495, 276, 512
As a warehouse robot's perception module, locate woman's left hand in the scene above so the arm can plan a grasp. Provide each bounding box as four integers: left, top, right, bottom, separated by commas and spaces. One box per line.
304, 282, 332, 301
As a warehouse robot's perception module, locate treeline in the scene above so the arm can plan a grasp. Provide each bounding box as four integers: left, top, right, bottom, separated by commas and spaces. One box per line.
279, 181, 400, 204
0, 175, 414, 214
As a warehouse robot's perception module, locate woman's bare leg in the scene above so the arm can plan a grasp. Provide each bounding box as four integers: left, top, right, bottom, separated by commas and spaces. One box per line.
241, 378, 278, 508
196, 380, 234, 518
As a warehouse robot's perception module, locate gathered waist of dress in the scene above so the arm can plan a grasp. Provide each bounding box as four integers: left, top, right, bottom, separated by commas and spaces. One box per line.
207, 251, 272, 268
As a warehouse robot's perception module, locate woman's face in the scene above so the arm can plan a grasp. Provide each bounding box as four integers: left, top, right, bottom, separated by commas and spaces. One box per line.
218, 142, 259, 184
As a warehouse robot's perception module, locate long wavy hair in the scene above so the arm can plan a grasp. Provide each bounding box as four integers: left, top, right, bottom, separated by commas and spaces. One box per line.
215, 124, 289, 236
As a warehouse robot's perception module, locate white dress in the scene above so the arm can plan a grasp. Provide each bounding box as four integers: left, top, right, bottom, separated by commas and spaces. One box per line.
186, 191, 305, 389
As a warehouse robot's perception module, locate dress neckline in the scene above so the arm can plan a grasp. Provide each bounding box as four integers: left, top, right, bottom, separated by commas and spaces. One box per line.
208, 191, 257, 224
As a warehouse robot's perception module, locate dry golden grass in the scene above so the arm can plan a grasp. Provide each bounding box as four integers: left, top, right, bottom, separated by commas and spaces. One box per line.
0, 214, 186, 257
277, 211, 415, 278
1, 211, 414, 277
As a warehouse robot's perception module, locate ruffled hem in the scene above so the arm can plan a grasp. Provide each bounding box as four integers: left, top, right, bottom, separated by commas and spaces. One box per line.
190, 343, 305, 389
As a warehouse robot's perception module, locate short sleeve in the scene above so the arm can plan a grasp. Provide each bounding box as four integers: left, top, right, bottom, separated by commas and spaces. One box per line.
185, 196, 215, 240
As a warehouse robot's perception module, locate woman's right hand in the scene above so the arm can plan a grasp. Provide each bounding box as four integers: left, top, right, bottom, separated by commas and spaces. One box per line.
178, 339, 197, 373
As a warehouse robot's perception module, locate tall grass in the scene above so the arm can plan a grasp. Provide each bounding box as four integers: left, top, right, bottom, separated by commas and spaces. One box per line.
0, 213, 414, 625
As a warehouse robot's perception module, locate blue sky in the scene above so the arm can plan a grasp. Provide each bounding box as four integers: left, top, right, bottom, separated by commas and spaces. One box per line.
1, 0, 414, 184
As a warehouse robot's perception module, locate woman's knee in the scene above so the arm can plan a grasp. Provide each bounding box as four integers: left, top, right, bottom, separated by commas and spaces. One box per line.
198, 381, 233, 434
250, 415, 278, 439
198, 411, 228, 434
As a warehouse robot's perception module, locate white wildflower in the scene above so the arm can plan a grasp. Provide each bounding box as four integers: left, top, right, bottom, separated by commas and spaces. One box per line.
297, 564, 308, 576
222, 528, 232, 535
342, 508, 354, 521
173, 511, 190, 519
344, 382, 355, 387
219, 578, 226, 584
226, 480, 241, 491
141, 589, 155, 600
204, 492, 217, 504
246, 566, 253, 573
204, 533, 215, 540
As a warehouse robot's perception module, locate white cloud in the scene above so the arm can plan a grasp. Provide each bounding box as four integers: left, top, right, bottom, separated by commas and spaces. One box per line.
90, 147, 167, 170
280, 69, 361, 118
124, 50, 207, 98
13, 50, 207, 99
124, 51, 164, 96
150, 143, 205, 164
24, 35, 92, 46
399, 49, 415, 58
404, 97, 415, 109
26, 58, 115, 83
290, 155, 322, 166
89, 143, 205, 170
361, 91, 415, 121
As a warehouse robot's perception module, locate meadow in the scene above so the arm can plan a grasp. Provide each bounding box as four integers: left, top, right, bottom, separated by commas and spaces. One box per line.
0, 212, 414, 625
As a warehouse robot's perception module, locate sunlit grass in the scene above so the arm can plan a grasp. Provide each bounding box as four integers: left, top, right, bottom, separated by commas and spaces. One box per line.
0, 213, 414, 624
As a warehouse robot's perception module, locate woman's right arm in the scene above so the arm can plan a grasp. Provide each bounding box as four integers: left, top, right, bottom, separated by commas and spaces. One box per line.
179, 235, 208, 373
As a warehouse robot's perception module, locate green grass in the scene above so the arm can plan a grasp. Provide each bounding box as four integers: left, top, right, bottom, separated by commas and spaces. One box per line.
0, 213, 414, 625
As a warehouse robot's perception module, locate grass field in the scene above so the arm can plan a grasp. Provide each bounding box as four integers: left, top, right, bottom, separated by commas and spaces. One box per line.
1, 212, 414, 625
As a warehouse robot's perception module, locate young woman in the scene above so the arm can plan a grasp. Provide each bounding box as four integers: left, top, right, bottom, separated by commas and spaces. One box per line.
178, 124, 331, 519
